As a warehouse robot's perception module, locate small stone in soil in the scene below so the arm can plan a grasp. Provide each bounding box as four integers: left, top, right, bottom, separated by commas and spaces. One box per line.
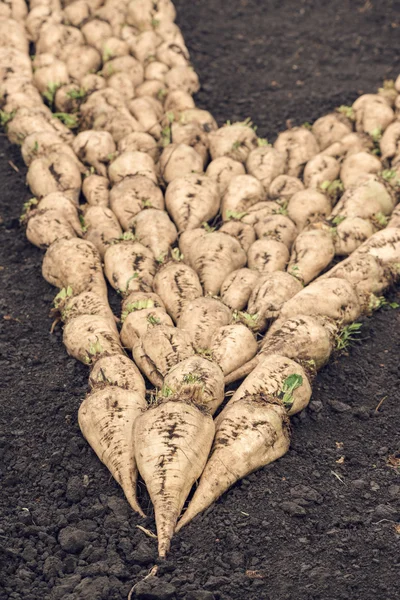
186, 592, 216, 600
133, 576, 176, 599
329, 400, 351, 413
66, 476, 86, 503
281, 501, 307, 516
58, 527, 87, 554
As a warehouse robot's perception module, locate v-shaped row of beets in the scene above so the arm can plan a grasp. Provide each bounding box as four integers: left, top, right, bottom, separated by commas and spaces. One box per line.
1, 0, 400, 557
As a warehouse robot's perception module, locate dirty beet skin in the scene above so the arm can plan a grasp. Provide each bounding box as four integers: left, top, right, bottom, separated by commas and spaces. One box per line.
1, 1, 399, 599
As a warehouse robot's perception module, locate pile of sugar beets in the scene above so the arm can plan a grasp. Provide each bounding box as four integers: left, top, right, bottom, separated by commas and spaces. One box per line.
1, 0, 400, 558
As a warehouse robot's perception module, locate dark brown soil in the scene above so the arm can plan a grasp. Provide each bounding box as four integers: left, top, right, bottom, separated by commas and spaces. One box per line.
1, 2, 399, 599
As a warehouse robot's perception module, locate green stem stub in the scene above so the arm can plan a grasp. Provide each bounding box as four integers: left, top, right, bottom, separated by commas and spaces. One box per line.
336, 322, 362, 351
280, 374, 303, 410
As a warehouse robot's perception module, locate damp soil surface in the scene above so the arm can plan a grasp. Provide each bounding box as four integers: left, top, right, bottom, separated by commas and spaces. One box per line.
1, 1, 400, 599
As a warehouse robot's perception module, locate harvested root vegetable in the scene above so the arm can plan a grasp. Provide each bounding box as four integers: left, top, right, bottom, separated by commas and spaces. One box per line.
0, 75, 41, 106
26, 193, 82, 248
6, 110, 73, 145
72, 131, 116, 177
134, 398, 214, 557
81, 19, 112, 51
136, 78, 166, 97
144, 60, 169, 81
95, 7, 127, 39
81, 73, 106, 94
59, 290, 117, 334
163, 357, 225, 414
54, 84, 84, 114
388, 204, 400, 228
268, 174, 304, 201
178, 228, 207, 258
36, 24, 84, 58
132, 324, 195, 387
153, 261, 203, 323
303, 154, 340, 189
91, 109, 142, 145
42, 238, 108, 299
78, 387, 146, 516
122, 291, 166, 314
63, 0, 92, 27
352, 227, 400, 264
227, 354, 312, 416
275, 277, 361, 328
33, 59, 69, 95
90, 354, 146, 397
156, 40, 190, 68
83, 206, 122, 257
165, 174, 220, 231
104, 240, 157, 295
107, 72, 135, 101
287, 189, 331, 231
210, 323, 258, 376
0, 0, 27, 22
253, 214, 298, 249
333, 217, 375, 256
221, 174, 265, 221
26, 152, 81, 203
108, 151, 157, 185
225, 315, 337, 385
159, 143, 204, 184
170, 122, 209, 166
247, 271, 303, 330
25, 6, 60, 43
220, 268, 259, 311
82, 175, 110, 207
206, 157, 246, 195
1, 47, 32, 80
287, 226, 335, 284
121, 307, 174, 349
225, 314, 336, 385
380, 121, 400, 160
340, 151, 381, 189
208, 122, 258, 162
180, 109, 218, 134
247, 239, 289, 273
128, 96, 161, 139
63, 314, 123, 364
110, 176, 164, 230
274, 126, 319, 177
321, 132, 373, 159
126, 29, 159, 64
177, 297, 232, 350
261, 315, 336, 368
245, 146, 286, 189
331, 178, 395, 219
118, 132, 160, 162
312, 113, 353, 150
1, 89, 42, 114
126, 0, 177, 30
132, 209, 178, 259
241, 201, 282, 226
353, 94, 394, 135
176, 396, 289, 532
164, 89, 195, 113
319, 253, 391, 302
219, 221, 256, 253
80, 88, 128, 121
0, 17, 29, 53
164, 65, 200, 94
67, 44, 101, 81
180, 229, 247, 295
